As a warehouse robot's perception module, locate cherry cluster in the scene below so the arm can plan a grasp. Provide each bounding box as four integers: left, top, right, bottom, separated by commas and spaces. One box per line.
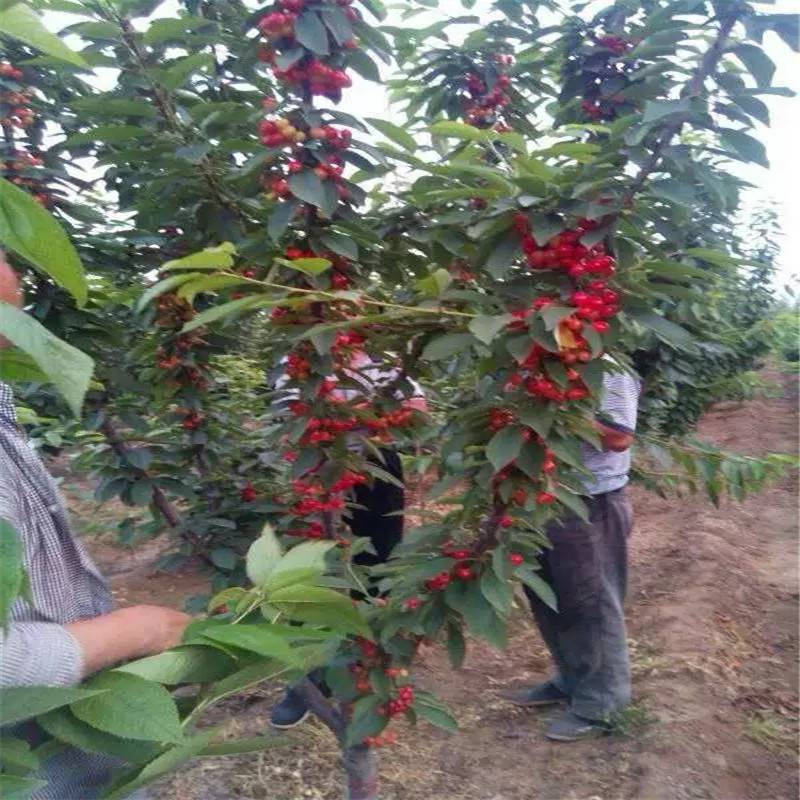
0, 62, 23, 81
514, 213, 616, 279
257, 0, 358, 102
1, 66, 52, 207
579, 33, 635, 121
462, 54, 514, 129
154, 298, 212, 450
282, 244, 353, 290
0, 62, 33, 128
240, 481, 258, 502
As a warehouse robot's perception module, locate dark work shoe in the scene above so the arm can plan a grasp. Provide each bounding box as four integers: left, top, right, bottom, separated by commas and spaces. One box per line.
545, 710, 610, 742
269, 689, 310, 729
501, 680, 569, 708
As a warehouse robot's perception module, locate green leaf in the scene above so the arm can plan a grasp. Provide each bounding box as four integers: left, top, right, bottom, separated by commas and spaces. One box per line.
0, 519, 23, 628
445, 622, 465, 669
270, 540, 336, 580
246, 523, 283, 587
348, 48, 381, 83
115, 645, 235, 685
733, 44, 776, 88
279, 256, 332, 275
0, 736, 38, 775
136, 272, 205, 312
485, 233, 521, 278
518, 404, 556, 439
294, 10, 329, 55
70, 98, 157, 118
160, 53, 214, 90
0, 350, 48, 383
181, 295, 272, 334
102, 732, 215, 800
681, 247, 738, 268
486, 426, 524, 472
269, 585, 369, 637
0, 686, 106, 726
177, 275, 253, 304
201, 624, 301, 665
0, 303, 93, 417
318, 230, 358, 260
642, 97, 690, 124
630, 309, 697, 351
63, 125, 151, 147
421, 332, 475, 360
468, 314, 511, 345
0, 3, 87, 66
344, 695, 387, 747
210, 547, 238, 571
414, 698, 458, 733
0, 177, 87, 305
719, 129, 769, 168
650, 179, 696, 206
552, 486, 590, 522
365, 118, 416, 151
38, 709, 161, 764
0, 775, 48, 800
70, 672, 183, 744
320, 5, 353, 45
517, 567, 557, 611
143, 15, 215, 44
289, 170, 337, 217
479, 567, 513, 615
268, 198, 299, 241
161, 242, 236, 271
203, 658, 291, 703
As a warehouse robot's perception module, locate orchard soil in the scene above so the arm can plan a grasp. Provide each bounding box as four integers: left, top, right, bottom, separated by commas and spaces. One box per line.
63, 367, 799, 800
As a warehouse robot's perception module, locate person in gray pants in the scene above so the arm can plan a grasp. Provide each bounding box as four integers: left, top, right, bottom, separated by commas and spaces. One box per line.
504, 366, 641, 741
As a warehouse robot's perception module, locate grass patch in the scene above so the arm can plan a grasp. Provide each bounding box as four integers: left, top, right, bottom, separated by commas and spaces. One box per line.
744, 712, 796, 754
608, 703, 657, 738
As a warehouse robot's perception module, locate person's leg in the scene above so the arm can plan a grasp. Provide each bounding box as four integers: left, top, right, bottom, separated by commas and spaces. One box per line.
547, 489, 632, 722
351, 448, 404, 570
522, 546, 574, 698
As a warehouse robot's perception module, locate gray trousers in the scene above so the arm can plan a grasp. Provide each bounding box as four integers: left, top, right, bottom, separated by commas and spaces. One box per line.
524, 487, 633, 721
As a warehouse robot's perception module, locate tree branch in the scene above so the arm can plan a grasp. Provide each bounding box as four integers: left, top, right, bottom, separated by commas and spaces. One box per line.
292, 677, 346, 737
98, 416, 210, 560
621, 7, 744, 204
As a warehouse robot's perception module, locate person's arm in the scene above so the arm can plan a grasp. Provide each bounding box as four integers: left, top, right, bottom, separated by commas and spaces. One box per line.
66, 605, 191, 677
594, 372, 641, 453
595, 420, 634, 452
403, 395, 428, 413
1, 605, 191, 687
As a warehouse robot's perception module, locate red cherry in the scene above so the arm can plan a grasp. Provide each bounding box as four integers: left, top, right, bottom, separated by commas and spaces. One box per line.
592, 320, 610, 334
536, 491, 556, 505
509, 553, 524, 566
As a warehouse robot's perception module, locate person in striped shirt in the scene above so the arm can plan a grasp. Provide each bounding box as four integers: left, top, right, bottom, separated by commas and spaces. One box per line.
503, 364, 641, 741
0, 256, 191, 798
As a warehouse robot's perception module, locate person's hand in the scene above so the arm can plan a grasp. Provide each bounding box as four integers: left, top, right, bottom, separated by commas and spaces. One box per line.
119, 604, 193, 657
67, 604, 192, 677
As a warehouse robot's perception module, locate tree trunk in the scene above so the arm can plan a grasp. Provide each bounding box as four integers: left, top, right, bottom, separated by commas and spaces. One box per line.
343, 745, 378, 800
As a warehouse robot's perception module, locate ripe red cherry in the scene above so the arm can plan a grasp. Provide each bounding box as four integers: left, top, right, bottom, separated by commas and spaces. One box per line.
509, 553, 524, 566
454, 564, 475, 581
536, 491, 556, 505
592, 320, 610, 334
500, 515, 514, 528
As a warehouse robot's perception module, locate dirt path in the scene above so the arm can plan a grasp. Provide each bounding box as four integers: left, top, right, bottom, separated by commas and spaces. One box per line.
80, 370, 798, 800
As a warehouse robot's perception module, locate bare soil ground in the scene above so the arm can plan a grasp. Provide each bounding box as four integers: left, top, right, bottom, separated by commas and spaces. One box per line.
69, 369, 799, 800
